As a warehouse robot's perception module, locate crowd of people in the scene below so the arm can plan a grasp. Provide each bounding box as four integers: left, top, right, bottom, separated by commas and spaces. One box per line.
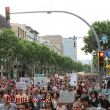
0, 74, 110, 110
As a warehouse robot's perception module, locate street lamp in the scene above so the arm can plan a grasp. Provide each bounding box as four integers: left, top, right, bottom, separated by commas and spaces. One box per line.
10, 9, 102, 87
10, 10, 101, 51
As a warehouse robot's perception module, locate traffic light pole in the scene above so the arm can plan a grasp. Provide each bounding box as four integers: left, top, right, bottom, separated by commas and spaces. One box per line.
10, 10, 102, 88
99, 67, 104, 90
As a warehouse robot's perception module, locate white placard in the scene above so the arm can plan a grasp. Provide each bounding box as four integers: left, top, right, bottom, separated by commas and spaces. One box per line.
16, 82, 27, 90
20, 77, 30, 85
34, 74, 48, 87
69, 73, 77, 86
59, 90, 75, 103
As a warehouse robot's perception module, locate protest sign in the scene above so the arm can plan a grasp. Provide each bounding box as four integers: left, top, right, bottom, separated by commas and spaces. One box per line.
20, 77, 30, 85
59, 90, 75, 103
16, 82, 27, 90
69, 73, 77, 86
34, 74, 48, 87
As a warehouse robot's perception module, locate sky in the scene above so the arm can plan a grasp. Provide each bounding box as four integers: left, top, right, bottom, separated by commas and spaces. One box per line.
0, 0, 110, 60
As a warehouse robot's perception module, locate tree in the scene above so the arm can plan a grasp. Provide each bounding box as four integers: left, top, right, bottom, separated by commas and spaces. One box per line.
82, 21, 110, 54
0, 29, 19, 76
83, 64, 91, 73
0, 29, 19, 59
74, 61, 83, 72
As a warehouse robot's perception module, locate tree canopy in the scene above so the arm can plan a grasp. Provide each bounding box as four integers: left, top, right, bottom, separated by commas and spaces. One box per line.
82, 20, 110, 54
0, 29, 90, 77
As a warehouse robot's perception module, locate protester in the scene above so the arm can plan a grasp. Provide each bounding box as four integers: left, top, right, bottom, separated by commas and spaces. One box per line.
98, 93, 109, 109
89, 91, 99, 108
80, 95, 92, 110
18, 103, 31, 110
56, 102, 67, 110
32, 87, 42, 110
0, 73, 109, 110
0, 94, 17, 110
51, 92, 59, 110
72, 102, 81, 110
15, 89, 28, 104
0, 90, 4, 104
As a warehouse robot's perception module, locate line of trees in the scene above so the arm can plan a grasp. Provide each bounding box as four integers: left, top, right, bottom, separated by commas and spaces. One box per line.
0, 29, 91, 78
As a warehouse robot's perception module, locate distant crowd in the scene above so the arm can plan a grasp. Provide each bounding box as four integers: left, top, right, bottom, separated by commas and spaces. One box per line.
0, 74, 110, 110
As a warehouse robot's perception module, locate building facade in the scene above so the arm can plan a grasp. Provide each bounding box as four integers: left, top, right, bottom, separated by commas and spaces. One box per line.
63, 38, 77, 61
11, 23, 39, 42
11, 23, 27, 39
25, 26, 39, 42
41, 35, 63, 55
38, 36, 62, 55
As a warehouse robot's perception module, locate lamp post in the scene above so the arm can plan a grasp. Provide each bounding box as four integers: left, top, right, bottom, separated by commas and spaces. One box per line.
10, 10, 101, 87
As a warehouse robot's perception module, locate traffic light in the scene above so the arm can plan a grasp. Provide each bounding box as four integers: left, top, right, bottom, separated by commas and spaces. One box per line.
5, 7, 10, 21
98, 51, 105, 67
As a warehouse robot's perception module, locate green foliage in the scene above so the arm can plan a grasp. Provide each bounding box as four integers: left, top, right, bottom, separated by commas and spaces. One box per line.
0, 29, 19, 59
0, 29, 87, 75
82, 20, 110, 54
83, 64, 91, 73
82, 20, 110, 69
